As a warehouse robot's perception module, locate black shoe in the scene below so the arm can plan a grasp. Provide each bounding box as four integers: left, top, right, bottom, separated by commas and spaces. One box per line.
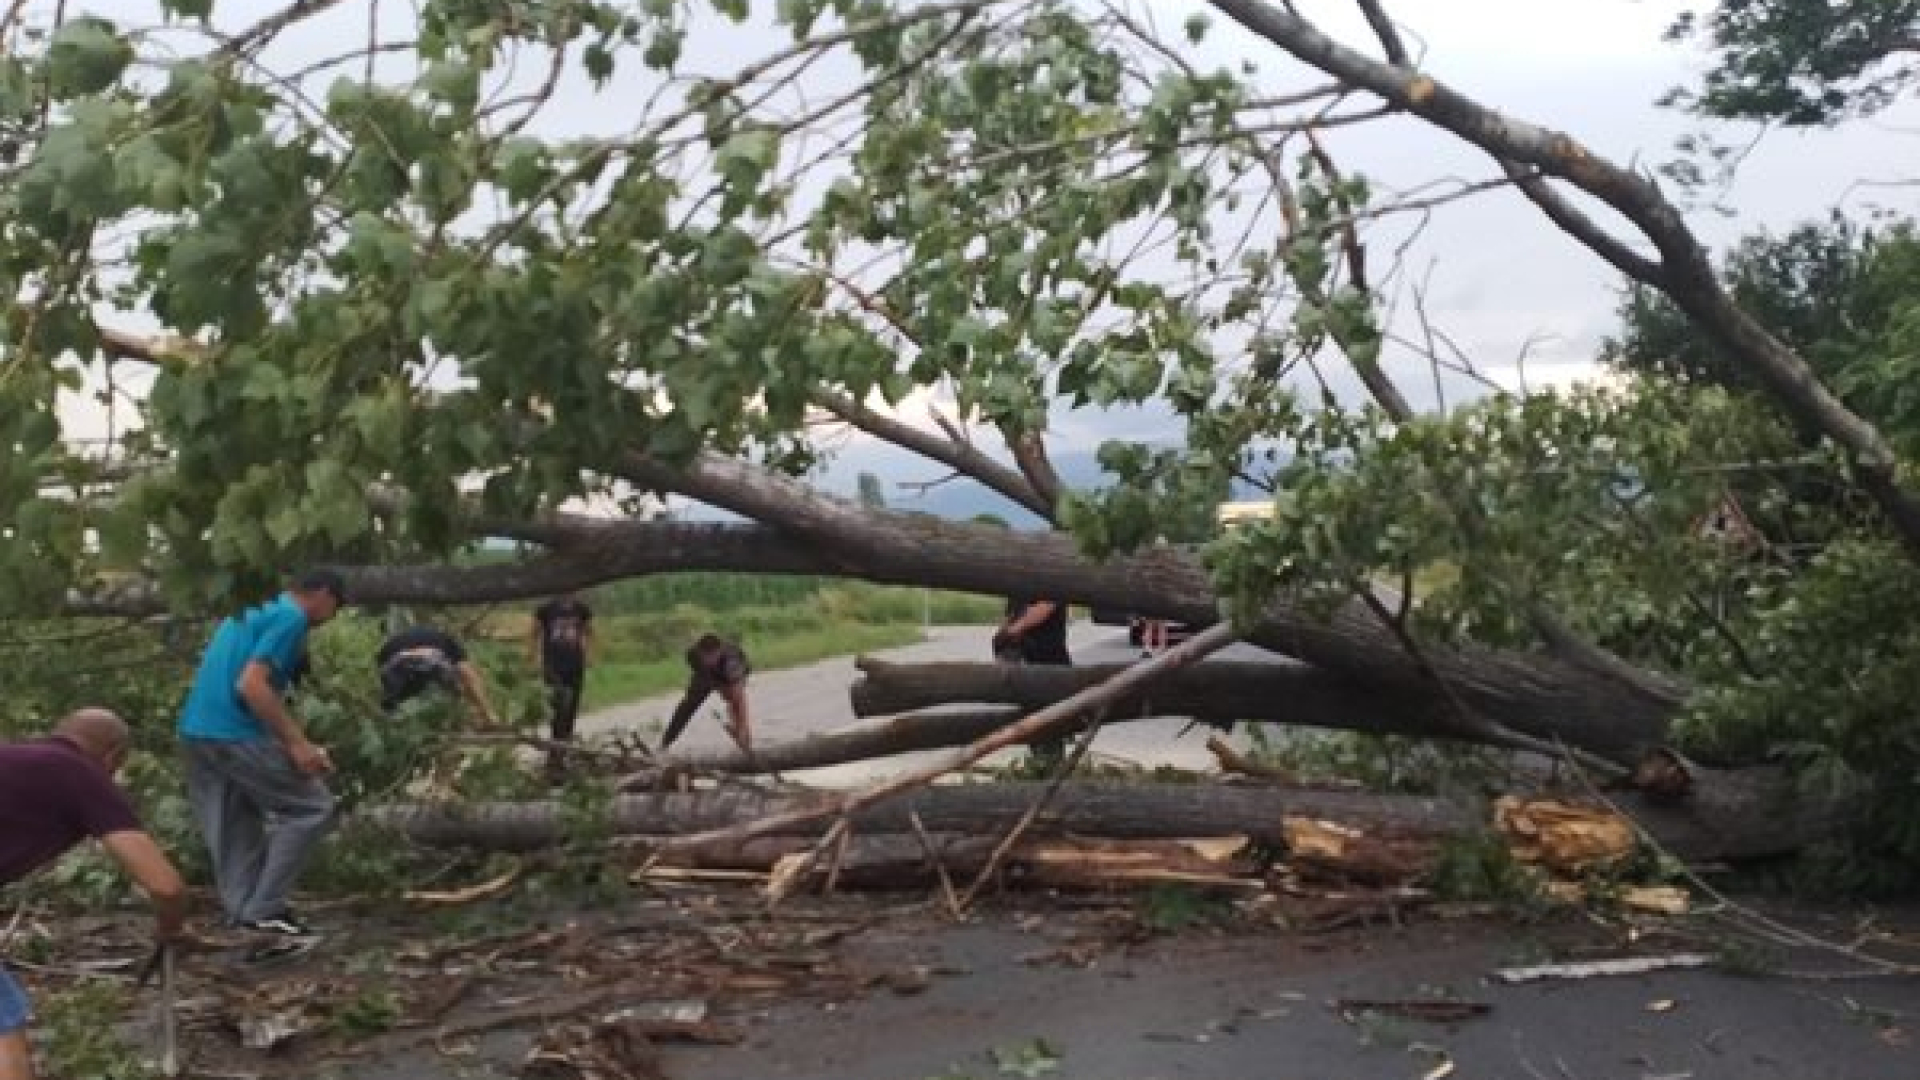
242, 937, 318, 966
242, 910, 316, 939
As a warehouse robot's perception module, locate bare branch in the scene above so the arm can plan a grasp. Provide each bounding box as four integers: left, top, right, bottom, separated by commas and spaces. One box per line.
812, 390, 1055, 520
1353, 0, 1411, 66
221, 0, 346, 58
1205, 0, 1920, 553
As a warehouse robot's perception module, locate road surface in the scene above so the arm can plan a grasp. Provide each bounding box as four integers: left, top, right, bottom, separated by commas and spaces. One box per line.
582, 621, 1271, 785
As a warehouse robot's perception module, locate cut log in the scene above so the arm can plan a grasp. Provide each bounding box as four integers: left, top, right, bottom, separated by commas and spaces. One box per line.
1282, 816, 1441, 886
360, 775, 1834, 863
364, 781, 1469, 852
851, 658, 1656, 764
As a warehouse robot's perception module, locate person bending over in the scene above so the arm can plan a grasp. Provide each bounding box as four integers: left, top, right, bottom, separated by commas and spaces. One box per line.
2, 709, 188, 1080
376, 624, 499, 725
661, 634, 752, 752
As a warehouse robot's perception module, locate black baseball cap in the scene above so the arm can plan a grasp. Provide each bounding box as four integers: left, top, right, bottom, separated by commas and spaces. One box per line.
293, 567, 348, 606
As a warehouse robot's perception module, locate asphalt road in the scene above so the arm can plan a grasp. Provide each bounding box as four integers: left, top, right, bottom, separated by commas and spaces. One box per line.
581, 621, 1272, 785
670, 911, 1920, 1080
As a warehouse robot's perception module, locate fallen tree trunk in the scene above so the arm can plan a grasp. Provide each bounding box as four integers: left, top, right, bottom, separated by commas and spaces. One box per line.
364, 781, 1470, 851
360, 776, 1836, 863
633, 833, 1263, 893
850, 658, 1665, 764
849, 658, 1521, 748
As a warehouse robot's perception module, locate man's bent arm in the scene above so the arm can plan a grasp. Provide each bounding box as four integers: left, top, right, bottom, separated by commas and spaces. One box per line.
1006, 601, 1060, 636
99, 830, 188, 941
720, 683, 752, 751
237, 661, 310, 749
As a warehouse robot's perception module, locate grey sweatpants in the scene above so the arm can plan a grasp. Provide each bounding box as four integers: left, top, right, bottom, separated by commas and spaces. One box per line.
183, 739, 337, 924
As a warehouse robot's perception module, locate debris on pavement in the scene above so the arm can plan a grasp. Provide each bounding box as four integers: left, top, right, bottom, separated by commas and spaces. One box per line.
1493, 952, 1715, 984
1332, 998, 1492, 1024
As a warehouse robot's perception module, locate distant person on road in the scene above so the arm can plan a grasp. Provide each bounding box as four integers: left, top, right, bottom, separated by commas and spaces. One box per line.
662, 634, 753, 753
1139, 618, 1169, 659
376, 624, 500, 725
530, 591, 594, 776
177, 568, 344, 955
994, 598, 1072, 761
2, 709, 189, 1079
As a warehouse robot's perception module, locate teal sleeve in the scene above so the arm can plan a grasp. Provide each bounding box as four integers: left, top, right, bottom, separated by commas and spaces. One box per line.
246, 607, 307, 680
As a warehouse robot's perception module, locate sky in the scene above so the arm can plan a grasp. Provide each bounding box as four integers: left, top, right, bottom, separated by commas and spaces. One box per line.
46, 0, 1920, 515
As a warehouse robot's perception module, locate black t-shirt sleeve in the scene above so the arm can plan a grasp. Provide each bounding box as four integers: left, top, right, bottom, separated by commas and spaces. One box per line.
436, 630, 467, 663
714, 647, 749, 686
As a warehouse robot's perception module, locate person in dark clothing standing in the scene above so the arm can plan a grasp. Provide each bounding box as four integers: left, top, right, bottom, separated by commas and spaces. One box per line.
993, 598, 1073, 760
375, 625, 499, 724
994, 598, 1071, 666
530, 592, 594, 774
661, 634, 753, 752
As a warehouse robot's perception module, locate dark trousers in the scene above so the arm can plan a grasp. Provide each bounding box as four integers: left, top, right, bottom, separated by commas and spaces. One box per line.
545, 669, 584, 742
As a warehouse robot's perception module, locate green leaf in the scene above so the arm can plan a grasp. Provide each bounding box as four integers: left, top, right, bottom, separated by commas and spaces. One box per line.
161, 0, 214, 19
778, 0, 822, 37
1183, 13, 1212, 44
420, 60, 480, 114
96, 502, 151, 568
643, 28, 684, 69
46, 18, 133, 98
583, 43, 615, 84
497, 137, 549, 203
265, 506, 306, 549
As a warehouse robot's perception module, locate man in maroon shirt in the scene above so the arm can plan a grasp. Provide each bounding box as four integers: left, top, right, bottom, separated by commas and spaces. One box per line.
1, 708, 188, 1079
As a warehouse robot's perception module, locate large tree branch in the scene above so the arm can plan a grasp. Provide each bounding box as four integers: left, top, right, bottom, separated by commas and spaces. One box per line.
611, 449, 1676, 760
62, 522, 832, 615
1206, 0, 1920, 556
811, 390, 1055, 520
1004, 428, 1066, 515
850, 657, 1661, 762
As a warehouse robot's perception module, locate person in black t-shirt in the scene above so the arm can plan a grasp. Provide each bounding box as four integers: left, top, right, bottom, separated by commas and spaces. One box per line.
993, 599, 1072, 761
994, 598, 1071, 666
661, 634, 753, 753
375, 625, 499, 724
530, 593, 594, 772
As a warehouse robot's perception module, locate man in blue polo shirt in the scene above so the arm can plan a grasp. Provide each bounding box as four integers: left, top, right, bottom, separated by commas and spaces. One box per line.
178, 569, 345, 951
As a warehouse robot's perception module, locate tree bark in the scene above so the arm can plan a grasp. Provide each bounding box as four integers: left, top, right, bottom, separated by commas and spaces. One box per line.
366, 781, 1472, 852
361, 775, 1837, 864
637, 833, 1261, 892
849, 658, 1663, 763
